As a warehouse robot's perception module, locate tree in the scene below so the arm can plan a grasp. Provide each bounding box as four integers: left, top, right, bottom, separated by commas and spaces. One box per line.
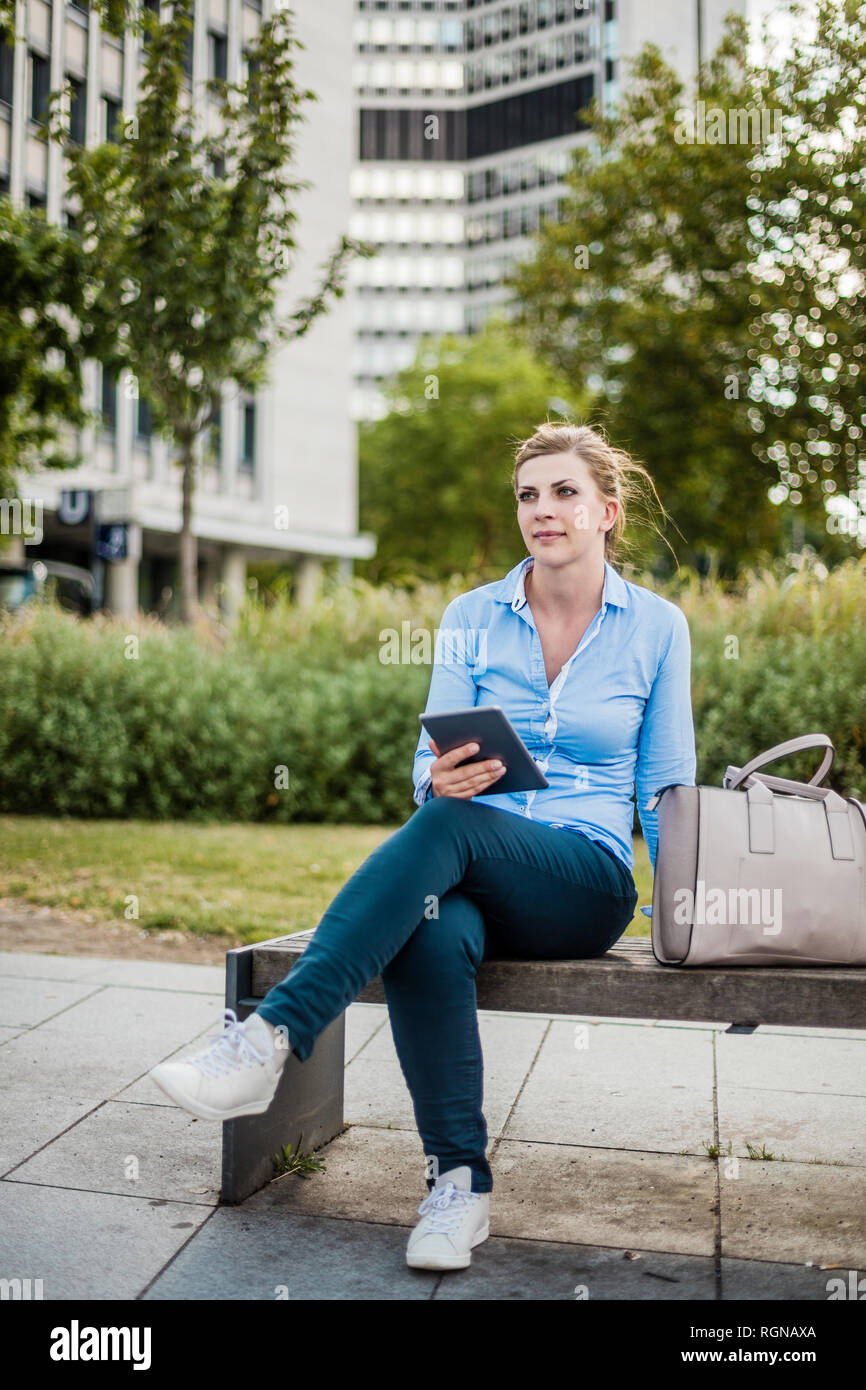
752, 0, 866, 554
505, 1, 865, 578
357, 318, 588, 585
46, 0, 371, 621
0, 199, 89, 510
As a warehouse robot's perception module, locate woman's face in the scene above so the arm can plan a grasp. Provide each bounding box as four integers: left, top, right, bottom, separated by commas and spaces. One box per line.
515, 451, 617, 569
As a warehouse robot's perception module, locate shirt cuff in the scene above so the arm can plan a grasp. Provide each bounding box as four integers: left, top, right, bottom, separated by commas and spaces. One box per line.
413, 767, 434, 806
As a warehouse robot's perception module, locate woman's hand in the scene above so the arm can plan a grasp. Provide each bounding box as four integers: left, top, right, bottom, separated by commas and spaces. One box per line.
428, 738, 507, 800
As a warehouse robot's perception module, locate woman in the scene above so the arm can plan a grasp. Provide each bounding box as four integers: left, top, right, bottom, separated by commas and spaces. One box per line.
149, 422, 697, 1272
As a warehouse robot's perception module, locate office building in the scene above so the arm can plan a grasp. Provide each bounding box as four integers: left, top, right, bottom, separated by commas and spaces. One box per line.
0, 0, 373, 617
350, 0, 749, 421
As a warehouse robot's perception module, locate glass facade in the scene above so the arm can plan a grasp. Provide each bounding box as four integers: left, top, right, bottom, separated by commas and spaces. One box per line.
352, 0, 607, 419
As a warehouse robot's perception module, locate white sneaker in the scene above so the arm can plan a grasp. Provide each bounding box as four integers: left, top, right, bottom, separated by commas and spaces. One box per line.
149, 1009, 290, 1121
405, 1165, 490, 1270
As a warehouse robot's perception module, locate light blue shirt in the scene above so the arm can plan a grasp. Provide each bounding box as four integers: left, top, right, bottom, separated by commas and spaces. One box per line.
412, 555, 697, 876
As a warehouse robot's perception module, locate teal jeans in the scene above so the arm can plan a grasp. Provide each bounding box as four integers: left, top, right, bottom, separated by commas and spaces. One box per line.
256, 796, 638, 1194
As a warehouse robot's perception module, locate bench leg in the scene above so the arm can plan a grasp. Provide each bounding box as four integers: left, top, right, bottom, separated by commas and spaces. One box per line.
220, 945, 346, 1205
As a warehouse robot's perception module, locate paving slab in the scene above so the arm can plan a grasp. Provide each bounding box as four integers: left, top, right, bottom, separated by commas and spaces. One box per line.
343, 1011, 549, 1136
0, 1180, 211, 1301
433, 1239, 719, 1300
488, 1136, 718, 1255
5, 1100, 222, 1205
143, 1208, 436, 1301
502, 1018, 716, 1155
719, 1159, 866, 1267
0, 975, 104, 1028
717, 1031, 866, 1094
69, 959, 226, 994
0, 988, 221, 1174
479, 1008, 729, 1032
720, 1256, 862, 1301
718, 1089, 866, 1165
0, 951, 122, 982
242, 1123, 428, 1227
344, 1001, 388, 1060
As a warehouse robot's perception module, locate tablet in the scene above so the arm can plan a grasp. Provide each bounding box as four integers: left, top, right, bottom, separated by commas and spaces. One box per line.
418, 705, 549, 795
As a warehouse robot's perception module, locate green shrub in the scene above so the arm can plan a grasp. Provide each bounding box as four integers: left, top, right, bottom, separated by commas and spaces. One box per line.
0, 553, 863, 821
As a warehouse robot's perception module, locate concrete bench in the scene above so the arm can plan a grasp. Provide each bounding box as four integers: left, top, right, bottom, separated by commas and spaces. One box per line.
221, 927, 866, 1204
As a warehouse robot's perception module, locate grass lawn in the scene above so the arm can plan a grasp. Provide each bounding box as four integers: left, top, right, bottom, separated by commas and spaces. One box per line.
0, 816, 654, 946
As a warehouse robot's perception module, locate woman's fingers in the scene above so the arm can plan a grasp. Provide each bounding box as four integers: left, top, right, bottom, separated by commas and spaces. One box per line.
444, 765, 506, 796
435, 740, 482, 769
428, 738, 507, 798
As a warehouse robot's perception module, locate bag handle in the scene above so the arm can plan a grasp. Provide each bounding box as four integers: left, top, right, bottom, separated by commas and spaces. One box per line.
724, 733, 834, 793
726, 769, 835, 800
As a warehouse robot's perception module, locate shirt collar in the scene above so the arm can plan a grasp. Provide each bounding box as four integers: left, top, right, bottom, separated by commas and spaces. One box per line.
491, 555, 629, 613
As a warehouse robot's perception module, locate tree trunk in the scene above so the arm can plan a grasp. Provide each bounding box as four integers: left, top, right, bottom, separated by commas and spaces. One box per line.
180, 445, 198, 624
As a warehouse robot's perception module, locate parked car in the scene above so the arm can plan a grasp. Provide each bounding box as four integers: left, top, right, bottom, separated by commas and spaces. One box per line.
0, 559, 94, 616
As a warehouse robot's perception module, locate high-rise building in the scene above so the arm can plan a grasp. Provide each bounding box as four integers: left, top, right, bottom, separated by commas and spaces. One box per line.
350, 0, 749, 421
0, 0, 373, 618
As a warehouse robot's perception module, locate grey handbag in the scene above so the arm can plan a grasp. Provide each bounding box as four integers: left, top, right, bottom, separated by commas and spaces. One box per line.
646, 734, 866, 967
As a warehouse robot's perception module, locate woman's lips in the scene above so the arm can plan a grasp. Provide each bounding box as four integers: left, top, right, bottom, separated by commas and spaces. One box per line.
534, 532, 565, 539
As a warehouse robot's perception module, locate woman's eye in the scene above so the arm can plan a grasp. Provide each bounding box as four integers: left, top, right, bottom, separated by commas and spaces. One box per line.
517, 489, 577, 500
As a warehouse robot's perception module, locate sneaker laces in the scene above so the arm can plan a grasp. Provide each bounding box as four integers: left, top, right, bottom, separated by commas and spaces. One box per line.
188, 1008, 271, 1079
415, 1181, 480, 1234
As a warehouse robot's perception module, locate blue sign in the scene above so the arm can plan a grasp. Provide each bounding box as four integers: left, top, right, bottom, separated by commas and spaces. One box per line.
95, 523, 128, 561
58, 490, 93, 525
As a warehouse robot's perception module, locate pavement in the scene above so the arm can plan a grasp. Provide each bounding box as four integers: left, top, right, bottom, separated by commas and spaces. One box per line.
1, 948, 864, 1301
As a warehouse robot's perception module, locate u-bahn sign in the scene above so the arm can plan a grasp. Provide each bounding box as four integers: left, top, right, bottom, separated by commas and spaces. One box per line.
57, 490, 93, 526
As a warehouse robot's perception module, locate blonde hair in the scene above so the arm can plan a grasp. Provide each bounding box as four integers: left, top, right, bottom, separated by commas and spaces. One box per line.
512, 422, 674, 567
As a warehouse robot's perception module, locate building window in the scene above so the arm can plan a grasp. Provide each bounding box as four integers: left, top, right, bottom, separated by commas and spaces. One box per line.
100, 367, 117, 430
605, 57, 616, 82
605, 0, 616, 19
239, 400, 256, 472
69, 0, 90, 12
30, 52, 50, 124
136, 395, 153, 441
27, 189, 46, 210
242, 47, 260, 108
207, 405, 222, 464
68, 76, 87, 145
209, 31, 227, 82
104, 96, 121, 142
0, 29, 13, 107
182, 29, 193, 80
